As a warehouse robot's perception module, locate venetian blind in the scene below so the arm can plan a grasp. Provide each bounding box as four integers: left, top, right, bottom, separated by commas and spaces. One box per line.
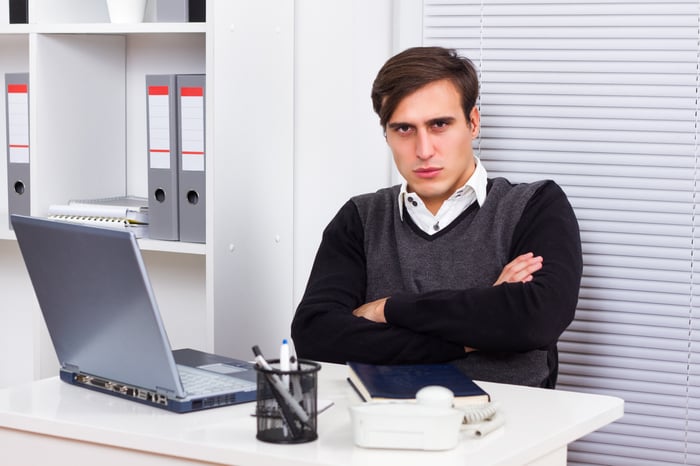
421, 1, 700, 464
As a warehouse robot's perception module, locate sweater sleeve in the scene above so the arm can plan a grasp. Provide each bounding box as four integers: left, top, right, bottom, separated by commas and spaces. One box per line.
291, 200, 467, 364
384, 181, 582, 352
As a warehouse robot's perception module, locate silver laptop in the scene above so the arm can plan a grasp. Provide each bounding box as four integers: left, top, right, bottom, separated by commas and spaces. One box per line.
11, 214, 257, 413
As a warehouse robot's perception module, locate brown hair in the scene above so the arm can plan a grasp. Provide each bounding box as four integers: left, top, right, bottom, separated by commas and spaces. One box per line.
371, 46, 479, 129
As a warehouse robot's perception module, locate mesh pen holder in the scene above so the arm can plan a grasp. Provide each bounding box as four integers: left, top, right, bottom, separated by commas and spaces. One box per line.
255, 359, 321, 444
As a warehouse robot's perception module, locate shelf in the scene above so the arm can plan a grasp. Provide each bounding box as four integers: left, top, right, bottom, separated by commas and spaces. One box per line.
1, 229, 204, 255
138, 238, 205, 255
28, 22, 206, 35
0, 23, 205, 36
0, 24, 31, 35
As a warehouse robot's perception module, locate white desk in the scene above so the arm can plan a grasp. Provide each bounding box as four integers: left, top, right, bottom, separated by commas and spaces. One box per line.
0, 363, 622, 466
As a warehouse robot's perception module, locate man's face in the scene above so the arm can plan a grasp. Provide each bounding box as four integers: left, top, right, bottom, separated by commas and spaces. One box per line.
385, 79, 480, 215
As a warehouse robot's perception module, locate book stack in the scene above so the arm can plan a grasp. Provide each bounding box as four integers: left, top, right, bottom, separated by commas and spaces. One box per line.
48, 196, 149, 238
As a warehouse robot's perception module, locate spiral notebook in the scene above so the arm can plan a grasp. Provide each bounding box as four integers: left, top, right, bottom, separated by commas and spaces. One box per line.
47, 196, 149, 237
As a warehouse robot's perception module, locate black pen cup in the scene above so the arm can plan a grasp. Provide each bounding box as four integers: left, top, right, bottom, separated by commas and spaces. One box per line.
255, 359, 321, 444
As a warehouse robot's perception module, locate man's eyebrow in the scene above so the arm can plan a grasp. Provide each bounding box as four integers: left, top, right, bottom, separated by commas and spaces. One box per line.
427, 116, 456, 125
387, 116, 456, 130
387, 121, 414, 130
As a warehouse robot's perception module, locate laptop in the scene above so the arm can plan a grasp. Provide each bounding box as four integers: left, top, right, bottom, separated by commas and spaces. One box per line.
11, 214, 257, 413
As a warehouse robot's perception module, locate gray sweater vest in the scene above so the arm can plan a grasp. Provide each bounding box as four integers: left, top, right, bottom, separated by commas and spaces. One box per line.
352, 178, 552, 387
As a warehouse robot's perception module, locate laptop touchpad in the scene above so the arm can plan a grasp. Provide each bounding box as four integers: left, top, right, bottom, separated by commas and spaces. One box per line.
198, 363, 246, 375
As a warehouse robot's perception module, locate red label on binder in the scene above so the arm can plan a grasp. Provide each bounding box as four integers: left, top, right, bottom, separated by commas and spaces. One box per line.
148, 86, 169, 96
7, 84, 27, 93
181, 87, 203, 97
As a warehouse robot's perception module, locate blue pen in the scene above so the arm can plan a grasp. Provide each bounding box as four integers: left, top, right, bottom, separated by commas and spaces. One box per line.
280, 339, 291, 389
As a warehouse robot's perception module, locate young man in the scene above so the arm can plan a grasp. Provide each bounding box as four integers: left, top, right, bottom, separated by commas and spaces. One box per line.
291, 47, 582, 388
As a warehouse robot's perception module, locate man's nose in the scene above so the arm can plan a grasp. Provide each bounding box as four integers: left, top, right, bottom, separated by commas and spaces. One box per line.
415, 129, 434, 160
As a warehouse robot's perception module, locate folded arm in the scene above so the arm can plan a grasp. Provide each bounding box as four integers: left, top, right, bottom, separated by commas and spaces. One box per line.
291, 200, 466, 364
353, 251, 544, 324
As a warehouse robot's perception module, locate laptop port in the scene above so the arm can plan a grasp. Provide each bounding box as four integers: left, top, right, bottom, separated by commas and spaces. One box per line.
90, 378, 108, 388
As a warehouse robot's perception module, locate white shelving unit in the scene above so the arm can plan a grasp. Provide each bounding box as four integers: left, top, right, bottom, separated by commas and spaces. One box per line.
0, 0, 296, 384
0, 1, 209, 383
1, 1, 206, 252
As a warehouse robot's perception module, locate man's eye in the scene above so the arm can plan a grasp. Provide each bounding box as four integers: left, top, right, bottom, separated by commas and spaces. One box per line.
432, 120, 449, 130
395, 125, 413, 134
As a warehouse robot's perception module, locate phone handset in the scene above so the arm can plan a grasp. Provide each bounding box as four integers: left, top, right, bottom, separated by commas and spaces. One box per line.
416, 386, 504, 437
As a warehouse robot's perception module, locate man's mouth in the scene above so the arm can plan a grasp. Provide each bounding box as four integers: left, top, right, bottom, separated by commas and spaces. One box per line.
414, 167, 442, 179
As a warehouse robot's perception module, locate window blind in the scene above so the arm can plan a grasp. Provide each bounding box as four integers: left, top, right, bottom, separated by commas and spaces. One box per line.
420, 1, 700, 464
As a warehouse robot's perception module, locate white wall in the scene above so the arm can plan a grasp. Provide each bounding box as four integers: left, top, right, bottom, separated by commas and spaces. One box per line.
292, 0, 395, 305
142, 251, 207, 351
0, 240, 39, 385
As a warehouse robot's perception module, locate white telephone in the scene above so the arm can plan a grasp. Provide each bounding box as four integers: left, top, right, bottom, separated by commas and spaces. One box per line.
349, 385, 504, 451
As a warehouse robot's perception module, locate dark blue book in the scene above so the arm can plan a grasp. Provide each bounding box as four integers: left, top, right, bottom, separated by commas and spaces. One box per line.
347, 361, 490, 406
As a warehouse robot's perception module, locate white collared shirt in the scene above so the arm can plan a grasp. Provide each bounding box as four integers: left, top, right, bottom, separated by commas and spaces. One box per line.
398, 157, 488, 235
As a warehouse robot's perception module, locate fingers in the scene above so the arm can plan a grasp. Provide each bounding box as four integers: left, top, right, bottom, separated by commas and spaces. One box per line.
493, 252, 543, 286
352, 297, 388, 323
510, 253, 543, 278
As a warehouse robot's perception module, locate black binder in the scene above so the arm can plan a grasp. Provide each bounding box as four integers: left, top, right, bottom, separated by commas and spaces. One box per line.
9, 0, 28, 24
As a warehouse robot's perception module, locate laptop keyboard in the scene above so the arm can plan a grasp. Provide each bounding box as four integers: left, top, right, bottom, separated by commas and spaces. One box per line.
178, 364, 255, 395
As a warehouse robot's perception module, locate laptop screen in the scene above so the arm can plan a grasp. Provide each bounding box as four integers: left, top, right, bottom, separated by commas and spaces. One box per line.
11, 215, 186, 398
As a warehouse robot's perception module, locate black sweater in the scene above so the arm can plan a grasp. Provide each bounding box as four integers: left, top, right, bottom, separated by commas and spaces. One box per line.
291, 178, 582, 387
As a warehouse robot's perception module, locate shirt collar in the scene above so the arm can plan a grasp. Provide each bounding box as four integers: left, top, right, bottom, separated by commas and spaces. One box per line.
398, 156, 488, 221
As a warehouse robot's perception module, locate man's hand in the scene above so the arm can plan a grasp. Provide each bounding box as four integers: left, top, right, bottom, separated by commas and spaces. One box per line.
493, 252, 543, 286
352, 297, 389, 323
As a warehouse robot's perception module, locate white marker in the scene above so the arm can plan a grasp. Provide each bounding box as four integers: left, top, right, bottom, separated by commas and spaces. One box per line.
280, 339, 291, 389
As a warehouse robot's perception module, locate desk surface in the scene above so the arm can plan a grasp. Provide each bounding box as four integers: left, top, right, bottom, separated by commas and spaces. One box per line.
0, 363, 623, 466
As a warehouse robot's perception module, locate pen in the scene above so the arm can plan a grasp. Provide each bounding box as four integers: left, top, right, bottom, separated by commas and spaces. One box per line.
280, 339, 290, 389
264, 372, 300, 438
289, 354, 304, 402
279, 339, 291, 437
252, 346, 310, 425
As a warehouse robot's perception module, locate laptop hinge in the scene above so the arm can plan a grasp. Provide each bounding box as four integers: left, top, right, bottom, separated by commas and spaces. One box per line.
156, 386, 177, 397
62, 363, 80, 373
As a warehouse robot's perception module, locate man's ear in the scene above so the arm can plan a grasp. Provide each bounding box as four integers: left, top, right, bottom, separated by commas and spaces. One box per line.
469, 106, 480, 138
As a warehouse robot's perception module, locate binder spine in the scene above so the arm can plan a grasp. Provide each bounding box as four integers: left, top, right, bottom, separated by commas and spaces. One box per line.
5, 72, 30, 229
176, 74, 206, 243
188, 0, 205, 22
9, 0, 28, 24
146, 0, 188, 22
146, 75, 180, 240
